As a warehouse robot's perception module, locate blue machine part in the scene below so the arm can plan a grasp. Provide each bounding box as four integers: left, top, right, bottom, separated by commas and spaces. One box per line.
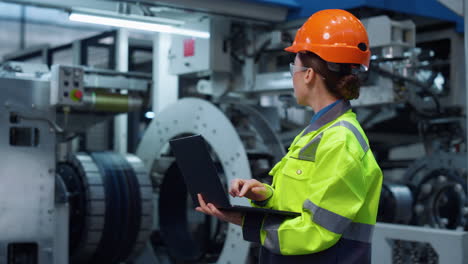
242, 0, 464, 32
243, 0, 300, 8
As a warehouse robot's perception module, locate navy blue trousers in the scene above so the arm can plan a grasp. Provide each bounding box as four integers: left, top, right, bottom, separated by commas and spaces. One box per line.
258, 238, 371, 264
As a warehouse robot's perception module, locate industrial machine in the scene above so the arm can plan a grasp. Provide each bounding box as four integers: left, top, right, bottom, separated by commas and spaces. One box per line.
0, 62, 153, 264
1, 0, 468, 264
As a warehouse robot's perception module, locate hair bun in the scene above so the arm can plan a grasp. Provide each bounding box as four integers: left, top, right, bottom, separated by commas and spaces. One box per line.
337, 75, 360, 100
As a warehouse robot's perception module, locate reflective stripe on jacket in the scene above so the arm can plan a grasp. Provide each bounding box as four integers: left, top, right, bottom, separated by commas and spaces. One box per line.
242, 100, 383, 264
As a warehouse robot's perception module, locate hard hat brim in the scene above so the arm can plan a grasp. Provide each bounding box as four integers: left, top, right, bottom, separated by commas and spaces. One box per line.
284, 43, 370, 69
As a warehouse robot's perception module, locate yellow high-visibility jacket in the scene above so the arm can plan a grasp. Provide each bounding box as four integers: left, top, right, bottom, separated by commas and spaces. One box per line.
242, 100, 382, 264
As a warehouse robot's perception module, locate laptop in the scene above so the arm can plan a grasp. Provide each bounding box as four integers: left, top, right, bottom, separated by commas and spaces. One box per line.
169, 134, 300, 217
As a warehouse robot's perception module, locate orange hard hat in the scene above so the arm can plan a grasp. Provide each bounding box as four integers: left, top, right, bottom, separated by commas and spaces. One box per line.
285, 9, 371, 69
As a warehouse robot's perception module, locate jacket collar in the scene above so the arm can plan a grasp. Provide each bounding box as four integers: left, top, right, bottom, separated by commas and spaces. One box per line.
301, 100, 352, 137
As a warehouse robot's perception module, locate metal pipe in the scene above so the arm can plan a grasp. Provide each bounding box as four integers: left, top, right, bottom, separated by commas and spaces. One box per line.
114, 28, 129, 154
19, 5, 26, 49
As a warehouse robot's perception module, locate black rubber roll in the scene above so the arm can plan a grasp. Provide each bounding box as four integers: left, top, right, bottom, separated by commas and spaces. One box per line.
87, 152, 145, 263
111, 153, 142, 262
89, 152, 125, 264
107, 153, 130, 264
63, 152, 150, 264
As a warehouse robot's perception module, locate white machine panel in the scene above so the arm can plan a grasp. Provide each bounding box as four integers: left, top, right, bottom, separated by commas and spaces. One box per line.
169, 18, 230, 75
169, 36, 211, 75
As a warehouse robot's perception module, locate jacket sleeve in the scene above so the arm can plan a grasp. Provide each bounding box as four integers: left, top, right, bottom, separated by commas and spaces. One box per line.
243, 134, 368, 255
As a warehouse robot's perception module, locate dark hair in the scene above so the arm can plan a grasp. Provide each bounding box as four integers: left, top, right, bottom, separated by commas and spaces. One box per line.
297, 52, 361, 100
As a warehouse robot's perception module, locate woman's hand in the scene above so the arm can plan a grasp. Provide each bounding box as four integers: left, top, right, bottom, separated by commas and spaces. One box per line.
195, 194, 243, 226
229, 179, 272, 202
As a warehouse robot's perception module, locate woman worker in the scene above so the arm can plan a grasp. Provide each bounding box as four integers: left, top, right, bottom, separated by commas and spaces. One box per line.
196, 9, 383, 264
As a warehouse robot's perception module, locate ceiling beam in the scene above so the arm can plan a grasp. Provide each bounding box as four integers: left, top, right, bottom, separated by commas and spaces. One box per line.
1, 0, 289, 22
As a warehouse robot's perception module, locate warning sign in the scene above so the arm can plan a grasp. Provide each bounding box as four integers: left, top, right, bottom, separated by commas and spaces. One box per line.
184, 38, 195, 57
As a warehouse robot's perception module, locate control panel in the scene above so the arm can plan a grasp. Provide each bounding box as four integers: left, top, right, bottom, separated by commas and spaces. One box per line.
50, 65, 84, 107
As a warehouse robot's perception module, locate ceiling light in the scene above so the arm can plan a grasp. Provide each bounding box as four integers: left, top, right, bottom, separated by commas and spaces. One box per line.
69, 12, 210, 39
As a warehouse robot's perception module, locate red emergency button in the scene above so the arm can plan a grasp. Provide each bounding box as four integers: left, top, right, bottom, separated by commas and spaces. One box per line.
71, 89, 83, 101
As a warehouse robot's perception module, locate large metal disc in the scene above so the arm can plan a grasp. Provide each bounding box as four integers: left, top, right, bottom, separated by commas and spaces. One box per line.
137, 98, 251, 264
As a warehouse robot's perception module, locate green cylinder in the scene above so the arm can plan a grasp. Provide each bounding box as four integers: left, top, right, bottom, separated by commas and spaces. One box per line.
84, 92, 142, 112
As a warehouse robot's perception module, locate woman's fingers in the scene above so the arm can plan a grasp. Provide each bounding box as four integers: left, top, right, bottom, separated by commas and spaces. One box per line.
196, 194, 223, 220
197, 193, 214, 215
230, 179, 264, 198
196, 206, 209, 214
229, 180, 238, 197
239, 181, 254, 197
197, 193, 207, 207
229, 179, 244, 197
196, 195, 243, 225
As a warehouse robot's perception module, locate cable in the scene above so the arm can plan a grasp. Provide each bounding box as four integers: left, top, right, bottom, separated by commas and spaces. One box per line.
371, 66, 443, 116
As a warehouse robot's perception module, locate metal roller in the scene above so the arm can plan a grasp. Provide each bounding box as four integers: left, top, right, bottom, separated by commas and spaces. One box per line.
403, 155, 468, 230
66, 153, 106, 263
377, 183, 413, 224
413, 171, 466, 229
58, 152, 153, 264
56, 163, 87, 258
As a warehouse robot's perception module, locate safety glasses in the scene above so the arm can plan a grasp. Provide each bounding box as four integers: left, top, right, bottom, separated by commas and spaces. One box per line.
289, 63, 310, 77
289, 63, 326, 80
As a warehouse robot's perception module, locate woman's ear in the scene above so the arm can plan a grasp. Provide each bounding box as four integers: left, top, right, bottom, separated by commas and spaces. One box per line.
303, 68, 315, 85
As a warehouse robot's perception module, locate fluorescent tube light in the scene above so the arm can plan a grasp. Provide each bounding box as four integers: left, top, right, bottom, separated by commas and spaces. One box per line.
69, 12, 210, 39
